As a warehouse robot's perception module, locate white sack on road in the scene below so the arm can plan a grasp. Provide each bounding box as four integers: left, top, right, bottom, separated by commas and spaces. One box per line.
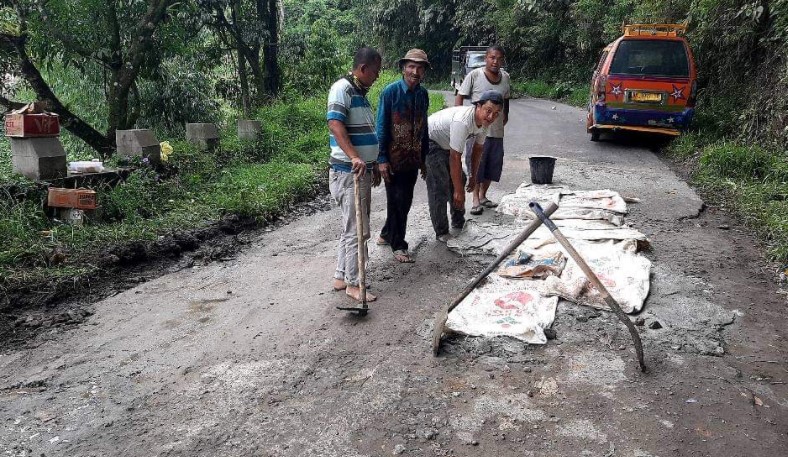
560, 190, 628, 214
500, 184, 628, 225
447, 219, 649, 257
538, 239, 651, 313
445, 275, 559, 344
446, 186, 651, 343
498, 194, 625, 226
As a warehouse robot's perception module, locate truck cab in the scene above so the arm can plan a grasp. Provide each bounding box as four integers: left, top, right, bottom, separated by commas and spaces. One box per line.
451, 46, 488, 90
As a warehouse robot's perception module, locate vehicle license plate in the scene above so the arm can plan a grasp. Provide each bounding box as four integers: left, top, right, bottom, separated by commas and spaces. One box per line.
631, 91, 663, 103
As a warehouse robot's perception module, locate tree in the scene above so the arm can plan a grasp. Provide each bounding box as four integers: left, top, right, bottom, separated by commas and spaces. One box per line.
199, 0, 282, 111
0, 0, 180, 157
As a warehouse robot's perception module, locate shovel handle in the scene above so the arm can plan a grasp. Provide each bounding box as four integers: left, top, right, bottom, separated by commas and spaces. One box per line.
354, 172, 367, 307
529, 202, 647, 372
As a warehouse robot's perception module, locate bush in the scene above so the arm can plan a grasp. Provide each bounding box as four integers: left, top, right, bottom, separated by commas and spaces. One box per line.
513, 79, 587, 107
213, 162, 315, 218
698, 142, 785, 182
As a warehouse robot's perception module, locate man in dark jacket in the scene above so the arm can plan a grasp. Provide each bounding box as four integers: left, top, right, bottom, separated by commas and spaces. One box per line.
375, 49, 431, 263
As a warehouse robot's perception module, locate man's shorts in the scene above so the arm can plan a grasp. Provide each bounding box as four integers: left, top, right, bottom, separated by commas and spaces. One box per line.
465, 137, 504, 182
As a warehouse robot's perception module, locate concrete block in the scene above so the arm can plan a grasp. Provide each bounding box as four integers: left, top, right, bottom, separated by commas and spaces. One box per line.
10, 137, 67, 180
237, 120, 262, 141
186, 123, 220, 149
115, 129, 161, 162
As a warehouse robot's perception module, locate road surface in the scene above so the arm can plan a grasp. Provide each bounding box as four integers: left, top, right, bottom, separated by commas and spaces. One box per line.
2, 96, 786, 456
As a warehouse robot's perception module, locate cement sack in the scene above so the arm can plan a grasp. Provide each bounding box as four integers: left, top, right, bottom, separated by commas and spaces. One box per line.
501, 185, 628, 225
498, 194, 625, 226
538, 239, 650, 313
447, 219, 649, 257
559, 190, 628, 214
513, 184, 628, 214
445, 275, 559, 344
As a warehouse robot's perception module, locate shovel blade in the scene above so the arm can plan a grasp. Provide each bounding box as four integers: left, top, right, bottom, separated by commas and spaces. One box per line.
336, 306, 369, 317
431, 306, 450, 355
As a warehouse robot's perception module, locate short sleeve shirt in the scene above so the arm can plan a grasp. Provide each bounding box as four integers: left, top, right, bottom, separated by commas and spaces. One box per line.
458, 68, 511, 138
326, 77, 379, 167
428, 106, 487, 152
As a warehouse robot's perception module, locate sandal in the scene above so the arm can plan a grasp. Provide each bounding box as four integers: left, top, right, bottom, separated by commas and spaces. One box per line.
376, 236, 389, 246
480, 198, 498, 208
393, 249, 415, 263
470, 205, 484, 215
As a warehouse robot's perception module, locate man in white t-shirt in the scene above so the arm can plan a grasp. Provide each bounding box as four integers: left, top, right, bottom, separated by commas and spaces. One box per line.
455, 45, 511, 215
426, 90, 503, 242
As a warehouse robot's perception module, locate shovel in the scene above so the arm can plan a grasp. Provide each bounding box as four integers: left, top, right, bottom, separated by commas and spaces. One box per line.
529, 201, 646, 372
337, 172, 369, 317
432, 202, 558, 355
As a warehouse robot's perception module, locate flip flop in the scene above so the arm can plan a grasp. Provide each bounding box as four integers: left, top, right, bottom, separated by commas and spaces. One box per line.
393, 249, 415, 263
376, 236, 389, 246
470, 205, 484, 215
480, 199, 498, 208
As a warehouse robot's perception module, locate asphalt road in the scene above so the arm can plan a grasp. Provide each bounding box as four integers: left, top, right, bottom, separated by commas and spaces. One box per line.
1, 95, 786, 456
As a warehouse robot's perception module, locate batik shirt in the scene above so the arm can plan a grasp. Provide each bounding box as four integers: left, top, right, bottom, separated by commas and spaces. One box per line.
376, 79, 430, 173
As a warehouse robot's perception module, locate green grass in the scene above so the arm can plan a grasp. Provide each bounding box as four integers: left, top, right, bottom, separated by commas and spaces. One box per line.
0, 98, 327, 288
513, 79, 588, 107
666, 137, 788, 262
0, 70, 445, 292
0, 137, 12, 183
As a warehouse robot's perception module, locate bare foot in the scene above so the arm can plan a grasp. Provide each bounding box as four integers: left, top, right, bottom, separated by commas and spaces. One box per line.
346, 286, 377, 302
332, 278, 346, 291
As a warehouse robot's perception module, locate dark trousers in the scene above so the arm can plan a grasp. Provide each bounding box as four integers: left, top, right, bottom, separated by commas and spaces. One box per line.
425, 141, 466, 237
380, 168, 419, 252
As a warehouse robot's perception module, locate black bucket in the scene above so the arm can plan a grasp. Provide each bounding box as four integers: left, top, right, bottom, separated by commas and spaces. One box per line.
529, 156, 557, 184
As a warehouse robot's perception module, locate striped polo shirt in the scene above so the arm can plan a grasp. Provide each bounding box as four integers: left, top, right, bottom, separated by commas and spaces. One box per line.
326, 76, 379, 171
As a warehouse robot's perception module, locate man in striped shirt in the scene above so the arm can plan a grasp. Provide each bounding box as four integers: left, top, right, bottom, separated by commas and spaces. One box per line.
327, 47, 382, 302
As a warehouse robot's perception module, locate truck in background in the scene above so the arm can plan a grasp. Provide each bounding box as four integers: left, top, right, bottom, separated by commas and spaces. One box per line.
451, 46, 488, 91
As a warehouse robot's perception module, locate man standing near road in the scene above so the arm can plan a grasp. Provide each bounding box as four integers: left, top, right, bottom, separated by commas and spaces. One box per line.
375, 49, 431, 263
327, 47, 382, 302
455, 45, 511, 215
426, 90, 504, 242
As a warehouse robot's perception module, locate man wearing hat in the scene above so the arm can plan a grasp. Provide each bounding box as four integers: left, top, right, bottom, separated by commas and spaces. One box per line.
455, 45, 511, 215
426, 90, 504, 242
375, 49, 431, 263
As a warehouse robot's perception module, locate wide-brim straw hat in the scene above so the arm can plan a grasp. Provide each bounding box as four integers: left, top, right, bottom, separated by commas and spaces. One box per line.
398, 49, 432, 69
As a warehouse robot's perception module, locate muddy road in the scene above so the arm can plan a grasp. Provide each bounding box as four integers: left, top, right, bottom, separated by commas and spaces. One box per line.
2, 96, 786, 456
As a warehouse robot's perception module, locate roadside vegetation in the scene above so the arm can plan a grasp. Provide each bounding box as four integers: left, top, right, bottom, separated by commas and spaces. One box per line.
0, 68, 443, 301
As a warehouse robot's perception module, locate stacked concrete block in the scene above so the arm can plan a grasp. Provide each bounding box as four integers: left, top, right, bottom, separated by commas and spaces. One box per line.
237, 120, 262, 141
116, 129, 161, 163
186, 123, 220, 150
10, 137, 67, 180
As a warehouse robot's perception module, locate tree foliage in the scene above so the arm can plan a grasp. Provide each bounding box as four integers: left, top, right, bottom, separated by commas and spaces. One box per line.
0, 0, 786, 155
